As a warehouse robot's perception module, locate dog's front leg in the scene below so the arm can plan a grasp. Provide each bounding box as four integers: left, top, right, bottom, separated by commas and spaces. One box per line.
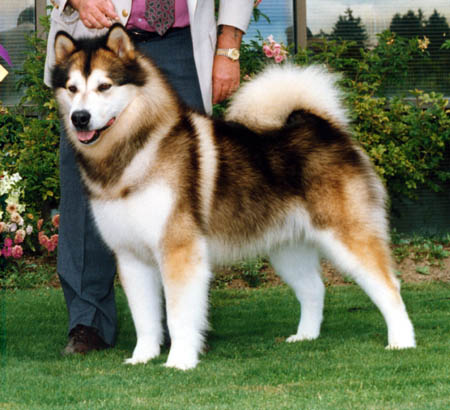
117, 252, 164, 365
161, 236, 212, 370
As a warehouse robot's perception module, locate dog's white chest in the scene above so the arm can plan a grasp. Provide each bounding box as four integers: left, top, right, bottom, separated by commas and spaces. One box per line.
90, 181, 174, 257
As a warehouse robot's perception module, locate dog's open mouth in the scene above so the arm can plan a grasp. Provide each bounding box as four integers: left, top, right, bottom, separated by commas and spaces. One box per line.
77, 117, 116, 145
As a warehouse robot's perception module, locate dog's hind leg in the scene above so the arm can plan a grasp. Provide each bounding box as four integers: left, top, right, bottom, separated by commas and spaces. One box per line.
161, 236, 212, 370
269, 243, 325, 342
117, 252, 164, 365
316, 229, 416, 349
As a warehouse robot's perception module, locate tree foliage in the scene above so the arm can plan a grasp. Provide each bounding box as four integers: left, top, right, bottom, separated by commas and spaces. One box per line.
331, 8, 368, 48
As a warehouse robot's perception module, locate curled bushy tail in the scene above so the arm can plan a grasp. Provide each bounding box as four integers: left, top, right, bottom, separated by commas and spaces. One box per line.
225, 64, 349, 133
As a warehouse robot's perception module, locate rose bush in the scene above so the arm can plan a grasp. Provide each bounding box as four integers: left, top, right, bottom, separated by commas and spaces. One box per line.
0, 171, 59, 275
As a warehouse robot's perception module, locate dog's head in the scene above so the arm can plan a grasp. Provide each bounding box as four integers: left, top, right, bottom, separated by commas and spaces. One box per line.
52, 24, 146, 146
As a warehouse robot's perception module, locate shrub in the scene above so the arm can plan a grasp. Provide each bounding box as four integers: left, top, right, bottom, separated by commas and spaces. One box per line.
350, 88, 450, 198
0, 15, 60, 217
239, 31, 450, 200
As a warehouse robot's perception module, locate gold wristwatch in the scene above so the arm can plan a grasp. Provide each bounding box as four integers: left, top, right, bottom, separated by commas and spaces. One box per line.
216, 48, 240, 61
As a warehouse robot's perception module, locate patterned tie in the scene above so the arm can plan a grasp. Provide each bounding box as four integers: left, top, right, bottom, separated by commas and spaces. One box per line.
145, 0, 175, 36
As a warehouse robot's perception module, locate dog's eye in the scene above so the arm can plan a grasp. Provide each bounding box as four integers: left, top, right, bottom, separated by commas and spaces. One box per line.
98, 83, 112, 92
68, 85, 77, 93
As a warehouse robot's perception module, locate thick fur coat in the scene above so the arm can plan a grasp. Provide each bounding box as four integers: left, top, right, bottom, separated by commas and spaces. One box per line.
51, 24, 415, 370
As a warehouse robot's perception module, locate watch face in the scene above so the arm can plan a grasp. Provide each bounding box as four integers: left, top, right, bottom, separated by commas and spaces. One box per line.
229, 49, 240, 60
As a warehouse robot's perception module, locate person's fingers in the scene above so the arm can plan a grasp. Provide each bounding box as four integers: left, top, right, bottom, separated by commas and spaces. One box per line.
212, 81, 225, 104
78, 0, 118, 29
92, 9, 115, 28
213, 79, 239, 103
212, 56, 240, 104
102, 0, 119, 21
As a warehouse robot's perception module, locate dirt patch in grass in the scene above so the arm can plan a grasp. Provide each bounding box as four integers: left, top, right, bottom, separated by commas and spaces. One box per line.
213, 243, 450, 289
321, 256, 450, 285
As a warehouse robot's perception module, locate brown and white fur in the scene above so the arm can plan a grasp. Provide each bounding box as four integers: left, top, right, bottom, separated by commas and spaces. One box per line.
52, 24, 415, 370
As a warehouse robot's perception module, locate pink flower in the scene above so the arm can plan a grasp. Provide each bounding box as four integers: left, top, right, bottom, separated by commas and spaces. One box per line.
45, 236, 58, 252
1, 246, 12, 258
52, 214, 60, 229
38, 231, 58, 252
4, 237, 13, 248
38, 231, 49, 247
37, 219, 44, 230
263, 44, 273, 58
14, 229, 26, 244
50, 234, 59, 247
11, 245, 23, 259
263, 35, 289, 63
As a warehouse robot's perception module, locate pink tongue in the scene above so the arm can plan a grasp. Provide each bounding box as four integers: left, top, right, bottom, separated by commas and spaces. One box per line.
77, 130, 96, 142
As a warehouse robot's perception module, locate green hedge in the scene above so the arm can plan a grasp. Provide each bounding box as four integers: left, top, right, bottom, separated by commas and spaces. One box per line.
1, 25, 449, 216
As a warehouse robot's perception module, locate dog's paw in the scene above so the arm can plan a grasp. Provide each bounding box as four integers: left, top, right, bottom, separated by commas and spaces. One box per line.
286, 333, 319, 343
164, 358, 198, 371
386, 323, 416, 350
385, 341, 416, 350
164, 346, 199, 371
124, 357, 146, 365
124, 339, 160, 365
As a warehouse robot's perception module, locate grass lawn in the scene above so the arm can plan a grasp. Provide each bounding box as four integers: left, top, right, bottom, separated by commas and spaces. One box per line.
1, 282, 449, 409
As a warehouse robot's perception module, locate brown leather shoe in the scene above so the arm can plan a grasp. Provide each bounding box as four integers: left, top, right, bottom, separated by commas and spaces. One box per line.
62, 324, 109, 355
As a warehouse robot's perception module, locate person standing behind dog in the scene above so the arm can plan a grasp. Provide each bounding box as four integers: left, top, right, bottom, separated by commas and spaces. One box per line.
43, 0, 253, 354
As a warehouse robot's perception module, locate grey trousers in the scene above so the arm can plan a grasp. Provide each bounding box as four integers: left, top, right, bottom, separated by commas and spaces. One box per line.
57, 26, 205, 345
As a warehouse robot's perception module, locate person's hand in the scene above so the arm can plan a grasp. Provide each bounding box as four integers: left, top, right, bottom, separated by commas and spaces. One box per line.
213, 25, 244, 104
69, 0, 119, 29
212, 55, 240, 104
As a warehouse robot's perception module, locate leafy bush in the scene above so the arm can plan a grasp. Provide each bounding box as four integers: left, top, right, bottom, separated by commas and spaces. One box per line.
0, 16, 60, 216
240, 31, 450, 199
351, 88, 450, 198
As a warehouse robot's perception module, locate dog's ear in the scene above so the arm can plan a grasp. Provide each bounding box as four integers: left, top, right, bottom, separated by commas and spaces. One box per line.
106, 24, 136, 61
54, 31, 77, 63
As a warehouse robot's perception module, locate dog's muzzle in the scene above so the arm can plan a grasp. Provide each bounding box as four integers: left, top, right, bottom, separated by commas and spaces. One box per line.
71, 110, 116, 145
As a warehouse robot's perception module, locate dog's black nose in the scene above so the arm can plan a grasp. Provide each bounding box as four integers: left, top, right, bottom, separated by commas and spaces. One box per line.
71, 110, 91, 129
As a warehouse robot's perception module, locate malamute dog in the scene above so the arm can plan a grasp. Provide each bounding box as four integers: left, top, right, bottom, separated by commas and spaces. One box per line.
52, 24, 415, 370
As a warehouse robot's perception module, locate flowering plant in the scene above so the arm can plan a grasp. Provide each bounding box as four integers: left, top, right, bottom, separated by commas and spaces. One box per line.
0, 171, 59, 267
262, 35, 289, 63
